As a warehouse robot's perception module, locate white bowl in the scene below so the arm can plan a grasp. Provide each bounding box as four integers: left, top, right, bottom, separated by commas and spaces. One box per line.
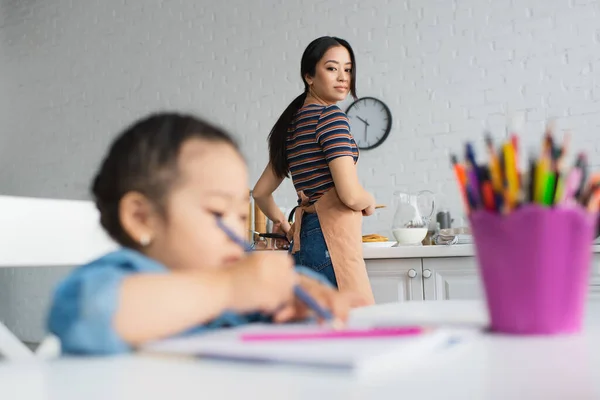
392, 228, 427, 244
362, 241, 397, 248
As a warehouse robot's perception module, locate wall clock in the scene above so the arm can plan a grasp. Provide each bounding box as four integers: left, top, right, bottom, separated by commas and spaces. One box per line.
345, 96, 392, 150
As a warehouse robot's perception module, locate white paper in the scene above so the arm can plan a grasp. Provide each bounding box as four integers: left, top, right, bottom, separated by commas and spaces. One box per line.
142, 321, 474, 378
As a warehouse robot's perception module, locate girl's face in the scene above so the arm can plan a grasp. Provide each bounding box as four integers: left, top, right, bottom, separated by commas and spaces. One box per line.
141, 139, 250, 271
305, 46, 352, 105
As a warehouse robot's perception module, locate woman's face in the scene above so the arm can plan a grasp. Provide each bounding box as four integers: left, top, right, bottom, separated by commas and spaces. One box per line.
305, 46, 352, 105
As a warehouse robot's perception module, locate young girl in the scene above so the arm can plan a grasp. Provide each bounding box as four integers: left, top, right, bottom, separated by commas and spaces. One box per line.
47, 112, 353, 355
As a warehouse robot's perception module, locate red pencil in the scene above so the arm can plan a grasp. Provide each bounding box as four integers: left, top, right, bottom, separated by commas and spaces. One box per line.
451, 154, 470, 213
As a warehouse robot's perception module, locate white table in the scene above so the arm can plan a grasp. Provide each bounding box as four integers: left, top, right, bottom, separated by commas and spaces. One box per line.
1, 300, 599, 400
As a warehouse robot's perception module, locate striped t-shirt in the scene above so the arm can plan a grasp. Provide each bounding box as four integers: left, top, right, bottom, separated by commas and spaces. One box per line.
287, 104, 359, 204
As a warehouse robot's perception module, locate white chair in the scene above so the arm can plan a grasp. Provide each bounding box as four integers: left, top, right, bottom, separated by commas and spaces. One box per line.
0, 195, 118, 360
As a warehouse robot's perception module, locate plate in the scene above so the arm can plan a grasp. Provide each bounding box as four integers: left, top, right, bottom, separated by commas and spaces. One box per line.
362, 241, 397, 248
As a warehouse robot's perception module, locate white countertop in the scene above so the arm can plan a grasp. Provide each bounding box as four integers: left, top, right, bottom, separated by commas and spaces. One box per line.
363, 243, 600, 259
1, 300, 599, 400
363, 244, 476, 259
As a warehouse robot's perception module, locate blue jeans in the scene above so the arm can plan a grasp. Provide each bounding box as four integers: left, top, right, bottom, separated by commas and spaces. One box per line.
290, 213, 338, 287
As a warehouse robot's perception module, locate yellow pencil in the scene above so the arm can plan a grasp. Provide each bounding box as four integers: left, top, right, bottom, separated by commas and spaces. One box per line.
503, 142, 519, 207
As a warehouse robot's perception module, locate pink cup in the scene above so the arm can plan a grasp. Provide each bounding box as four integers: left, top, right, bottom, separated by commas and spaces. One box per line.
469, 205, 596, 335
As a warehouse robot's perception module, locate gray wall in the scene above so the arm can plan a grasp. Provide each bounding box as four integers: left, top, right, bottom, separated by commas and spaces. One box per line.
0, 267, 74, 343
2, 0, 600, 342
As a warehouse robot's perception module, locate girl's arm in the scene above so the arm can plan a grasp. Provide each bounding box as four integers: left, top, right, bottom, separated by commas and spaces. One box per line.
115, 252, 296, 345
114, 271, 233, 345
48, 252, 296, 354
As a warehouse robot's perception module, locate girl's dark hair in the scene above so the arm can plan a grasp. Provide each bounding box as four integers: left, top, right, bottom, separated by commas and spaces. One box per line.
92, 112, 238, 248
268, 36, 358, 179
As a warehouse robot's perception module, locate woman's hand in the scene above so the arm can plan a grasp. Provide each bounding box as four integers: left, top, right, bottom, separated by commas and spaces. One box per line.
361, 192, 377, 216
271, 274, 353, 327
272, 221, 291, 250
362, 204, 375, 216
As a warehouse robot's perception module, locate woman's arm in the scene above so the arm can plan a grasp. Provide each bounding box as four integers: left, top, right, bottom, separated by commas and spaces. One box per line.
329, 156, 375, 211
315, 106, 375, 212
252, 163, 291, 232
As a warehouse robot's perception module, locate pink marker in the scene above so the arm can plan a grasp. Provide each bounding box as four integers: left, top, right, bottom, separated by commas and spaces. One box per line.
561, 168, 582, 204
240, 326, 425, 342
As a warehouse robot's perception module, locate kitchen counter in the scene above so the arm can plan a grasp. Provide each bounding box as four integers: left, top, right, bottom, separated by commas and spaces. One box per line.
363, 244, 600, 259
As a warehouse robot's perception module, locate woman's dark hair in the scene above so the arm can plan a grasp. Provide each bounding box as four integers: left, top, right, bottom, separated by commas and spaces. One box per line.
268, 36, 358, 179
92, 111, 238, 248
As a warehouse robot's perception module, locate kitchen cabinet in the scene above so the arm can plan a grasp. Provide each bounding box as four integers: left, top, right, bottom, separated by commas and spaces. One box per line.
591, 253, 600, 283
365, 257, 482, 303
365, 259, 424, 303
422, 257, 484, 301
589, 254, 600, 301
588, 286, 600, 301
365, 245, 600, 304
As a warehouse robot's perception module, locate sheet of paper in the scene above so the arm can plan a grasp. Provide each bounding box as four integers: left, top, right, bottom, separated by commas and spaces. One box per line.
143, 321, 476, 378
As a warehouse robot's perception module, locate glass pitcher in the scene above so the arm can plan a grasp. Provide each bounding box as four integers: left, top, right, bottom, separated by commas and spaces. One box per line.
392, 190, 436, 244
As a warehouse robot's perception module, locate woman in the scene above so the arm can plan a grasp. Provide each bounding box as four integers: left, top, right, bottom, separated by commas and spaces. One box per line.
253, 36, 375, 306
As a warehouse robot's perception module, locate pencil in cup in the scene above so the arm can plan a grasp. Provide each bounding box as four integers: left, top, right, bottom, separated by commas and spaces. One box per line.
214, 217, 334, 322
470, 205, 595, 334
451, 127, 600, 213
452, 124, 598, 335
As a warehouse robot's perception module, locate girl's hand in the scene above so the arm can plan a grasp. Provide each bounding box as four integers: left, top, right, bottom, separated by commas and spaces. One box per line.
271, 275, 353, 327
226, 252, 296, 313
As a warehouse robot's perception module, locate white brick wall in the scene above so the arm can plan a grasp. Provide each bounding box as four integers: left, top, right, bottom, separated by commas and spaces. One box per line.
2, 0, 600, 237
1, 0, 600, 340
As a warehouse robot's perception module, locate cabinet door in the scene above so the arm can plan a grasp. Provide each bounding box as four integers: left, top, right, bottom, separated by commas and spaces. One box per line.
590, 253, 600, 283
365, 258, 424, 303
589, 253, 600, 300
422, 257, 484, 301
588, 285, 600, 301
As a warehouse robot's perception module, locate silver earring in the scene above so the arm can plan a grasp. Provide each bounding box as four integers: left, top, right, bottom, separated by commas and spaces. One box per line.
139, 234, 152, 246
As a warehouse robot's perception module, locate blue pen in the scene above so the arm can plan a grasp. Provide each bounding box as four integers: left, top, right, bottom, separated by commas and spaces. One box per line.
215, 216, 333, 321
293, 286, 333, 320
215, 218, 254, 252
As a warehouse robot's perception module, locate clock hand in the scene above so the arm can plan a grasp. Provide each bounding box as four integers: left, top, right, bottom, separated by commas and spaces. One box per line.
357, 116, 368, 125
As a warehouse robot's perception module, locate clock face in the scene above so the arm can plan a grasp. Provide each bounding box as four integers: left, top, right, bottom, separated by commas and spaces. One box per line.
345, 97, 392, 150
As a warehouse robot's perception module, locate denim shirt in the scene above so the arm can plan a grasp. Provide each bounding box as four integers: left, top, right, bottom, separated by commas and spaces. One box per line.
47, 248, 331, 355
